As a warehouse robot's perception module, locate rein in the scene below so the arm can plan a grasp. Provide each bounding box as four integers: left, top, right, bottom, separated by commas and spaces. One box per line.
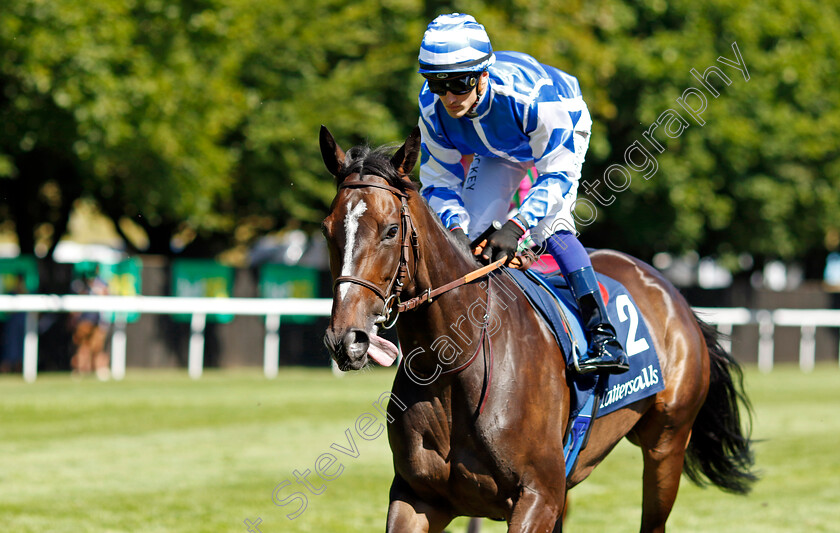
334, 178, 507, 328
397, 256, 506, 313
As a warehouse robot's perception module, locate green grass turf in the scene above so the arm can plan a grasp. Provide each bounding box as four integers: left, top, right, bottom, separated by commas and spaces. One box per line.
0, 364, 838, 532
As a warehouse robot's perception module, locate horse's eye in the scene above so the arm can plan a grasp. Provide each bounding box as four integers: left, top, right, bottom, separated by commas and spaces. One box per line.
385, 225, 399, 240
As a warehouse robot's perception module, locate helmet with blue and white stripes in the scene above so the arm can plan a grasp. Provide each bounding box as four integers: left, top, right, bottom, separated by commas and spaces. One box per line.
418, 13, 495, 74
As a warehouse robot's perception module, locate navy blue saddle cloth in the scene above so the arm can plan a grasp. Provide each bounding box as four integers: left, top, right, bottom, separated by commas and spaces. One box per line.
502, 267, 665, 419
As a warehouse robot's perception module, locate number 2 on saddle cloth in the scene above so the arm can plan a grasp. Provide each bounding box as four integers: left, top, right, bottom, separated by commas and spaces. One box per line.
503, 267, 665, 477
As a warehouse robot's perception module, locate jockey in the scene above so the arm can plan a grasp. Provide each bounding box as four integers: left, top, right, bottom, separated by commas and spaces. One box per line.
416, 13, 629, 375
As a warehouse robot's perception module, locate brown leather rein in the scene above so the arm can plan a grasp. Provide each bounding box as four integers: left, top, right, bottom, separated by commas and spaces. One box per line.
333, 179, 507, 329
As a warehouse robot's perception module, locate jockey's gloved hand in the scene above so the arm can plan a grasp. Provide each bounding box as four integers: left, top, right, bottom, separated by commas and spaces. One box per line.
481, 219, 525, 264
449, 227, 472, 251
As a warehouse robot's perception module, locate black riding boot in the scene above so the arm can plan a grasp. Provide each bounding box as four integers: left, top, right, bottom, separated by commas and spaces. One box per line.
567, 266, 630, 375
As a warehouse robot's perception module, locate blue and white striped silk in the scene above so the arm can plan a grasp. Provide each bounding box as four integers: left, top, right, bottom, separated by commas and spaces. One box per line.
419, 51, 592, 232
418, 13, 495, 73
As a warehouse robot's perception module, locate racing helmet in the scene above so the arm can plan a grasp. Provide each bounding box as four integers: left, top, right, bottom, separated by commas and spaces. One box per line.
418, 13, 495, 74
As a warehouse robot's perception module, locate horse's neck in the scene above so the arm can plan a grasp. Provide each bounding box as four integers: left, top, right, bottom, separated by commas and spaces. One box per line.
407, 197, 483, 307
396, 197, 492, 378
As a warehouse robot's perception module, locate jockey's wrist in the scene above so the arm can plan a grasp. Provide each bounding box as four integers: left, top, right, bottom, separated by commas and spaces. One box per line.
500, 219, 526, 240
508, 214, 529, 234
449, 227, 471, 249
446, 218, 464, 231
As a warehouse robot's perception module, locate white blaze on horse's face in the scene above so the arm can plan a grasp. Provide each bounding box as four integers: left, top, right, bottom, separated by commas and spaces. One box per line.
339, 200, 368, 300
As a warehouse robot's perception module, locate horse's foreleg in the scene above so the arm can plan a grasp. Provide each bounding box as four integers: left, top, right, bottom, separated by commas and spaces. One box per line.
507, 486, 564, 533
387, 477, 452, 533
386, 499, 444, 533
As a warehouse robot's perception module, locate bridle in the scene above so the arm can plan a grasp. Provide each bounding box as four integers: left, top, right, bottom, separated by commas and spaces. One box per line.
332, 177, 509, 329
332, 178, 419, 329
332, 176, 504, 414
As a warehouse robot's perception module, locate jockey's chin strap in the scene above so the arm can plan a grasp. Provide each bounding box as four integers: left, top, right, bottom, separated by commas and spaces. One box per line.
332, 178, 529, 329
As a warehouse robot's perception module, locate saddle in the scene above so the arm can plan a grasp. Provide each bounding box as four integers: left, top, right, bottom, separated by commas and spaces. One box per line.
503, 265, 665, 476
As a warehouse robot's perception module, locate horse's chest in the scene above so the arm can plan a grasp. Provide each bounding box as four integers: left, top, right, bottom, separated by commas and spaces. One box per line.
392, 418, 511, 517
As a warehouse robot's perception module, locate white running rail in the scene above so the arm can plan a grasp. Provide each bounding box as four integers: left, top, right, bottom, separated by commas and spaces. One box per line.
0, 295, 331, 383
2, 296, 838, 382
694, 307, 840, 373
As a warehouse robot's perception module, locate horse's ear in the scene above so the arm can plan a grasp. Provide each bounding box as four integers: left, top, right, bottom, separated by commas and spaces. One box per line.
390, 126, 421, 178
319, 125, 346, 178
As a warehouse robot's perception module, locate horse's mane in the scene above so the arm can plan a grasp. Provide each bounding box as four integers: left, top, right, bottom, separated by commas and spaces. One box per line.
338, 144, 421, 194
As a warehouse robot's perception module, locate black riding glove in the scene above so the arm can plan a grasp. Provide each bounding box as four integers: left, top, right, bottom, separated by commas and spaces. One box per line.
481, 219, 525, 263
449, 227, 472, 251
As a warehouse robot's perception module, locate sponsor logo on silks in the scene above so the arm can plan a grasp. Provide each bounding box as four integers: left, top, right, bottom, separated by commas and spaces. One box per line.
599, 364, 660, 410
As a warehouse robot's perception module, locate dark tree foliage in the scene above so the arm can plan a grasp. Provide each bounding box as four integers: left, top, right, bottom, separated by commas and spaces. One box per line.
1, 0, 837, 275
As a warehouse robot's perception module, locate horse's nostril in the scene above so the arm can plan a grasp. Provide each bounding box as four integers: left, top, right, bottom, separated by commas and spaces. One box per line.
344, 329, 370, 359
349, 330, 369, 345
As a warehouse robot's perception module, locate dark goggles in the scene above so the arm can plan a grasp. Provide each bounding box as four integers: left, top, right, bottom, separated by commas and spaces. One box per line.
424, 73, 480, 95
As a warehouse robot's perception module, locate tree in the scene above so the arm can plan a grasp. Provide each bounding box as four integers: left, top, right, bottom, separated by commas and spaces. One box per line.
0, 0, 250, 256
230, 0, 423, 234
462, 0, 840, 275
2, 0, 838, 276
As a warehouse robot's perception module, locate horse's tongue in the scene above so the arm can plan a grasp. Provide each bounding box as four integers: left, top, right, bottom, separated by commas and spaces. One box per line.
368, 333, 398, 367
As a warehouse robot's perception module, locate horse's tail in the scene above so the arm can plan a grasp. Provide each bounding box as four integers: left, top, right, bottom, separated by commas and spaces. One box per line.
683, 315, 758, 494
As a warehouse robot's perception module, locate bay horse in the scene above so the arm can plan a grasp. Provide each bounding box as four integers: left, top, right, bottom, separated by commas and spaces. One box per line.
319, 125, 755, 532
